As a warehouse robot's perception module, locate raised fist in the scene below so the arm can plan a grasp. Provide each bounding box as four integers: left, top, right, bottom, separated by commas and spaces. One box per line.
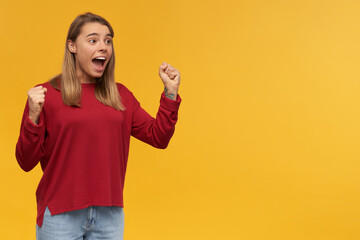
159, 62, 181, 100
27, 86, 47, 124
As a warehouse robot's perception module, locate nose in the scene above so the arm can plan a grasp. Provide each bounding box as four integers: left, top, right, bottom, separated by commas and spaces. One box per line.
98, 40, 107, 52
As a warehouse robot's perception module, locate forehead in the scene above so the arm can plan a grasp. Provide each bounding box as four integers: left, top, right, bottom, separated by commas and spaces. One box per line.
79, 22, 111, 37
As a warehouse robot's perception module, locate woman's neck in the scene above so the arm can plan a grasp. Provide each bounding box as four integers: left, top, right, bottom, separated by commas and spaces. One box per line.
76, 68, 96, 83
81, 80, 96, 84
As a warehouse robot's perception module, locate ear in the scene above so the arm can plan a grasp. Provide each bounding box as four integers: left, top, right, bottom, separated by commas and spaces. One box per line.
67, 40, 77, 53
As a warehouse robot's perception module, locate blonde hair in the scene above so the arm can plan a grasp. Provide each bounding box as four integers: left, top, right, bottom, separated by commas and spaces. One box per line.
50, 12, 125, 111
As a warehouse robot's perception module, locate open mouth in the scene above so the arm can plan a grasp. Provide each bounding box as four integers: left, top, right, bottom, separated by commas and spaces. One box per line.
92, 57, 106, 71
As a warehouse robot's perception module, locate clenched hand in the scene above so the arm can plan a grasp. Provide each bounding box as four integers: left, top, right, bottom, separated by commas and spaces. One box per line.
159, 62, 181, 100
27, 86, 47, 124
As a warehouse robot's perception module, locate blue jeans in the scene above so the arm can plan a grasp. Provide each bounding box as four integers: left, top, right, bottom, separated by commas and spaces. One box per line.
36, 206, 124, 240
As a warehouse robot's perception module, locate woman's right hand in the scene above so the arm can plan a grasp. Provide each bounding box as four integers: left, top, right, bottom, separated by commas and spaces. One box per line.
27, 86, 47, 125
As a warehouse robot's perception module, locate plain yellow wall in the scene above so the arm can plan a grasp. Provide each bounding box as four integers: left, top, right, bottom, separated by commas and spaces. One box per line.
1, 0, 360, 239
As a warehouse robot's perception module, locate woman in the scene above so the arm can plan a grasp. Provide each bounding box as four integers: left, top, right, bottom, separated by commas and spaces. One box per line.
15, 12, 181, 240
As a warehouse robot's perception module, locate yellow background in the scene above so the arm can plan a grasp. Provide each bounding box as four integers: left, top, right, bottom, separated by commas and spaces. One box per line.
1, 0, 360, 239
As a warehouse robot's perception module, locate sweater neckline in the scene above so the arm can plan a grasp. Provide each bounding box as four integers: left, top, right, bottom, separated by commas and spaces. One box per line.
81, 83, 96, 88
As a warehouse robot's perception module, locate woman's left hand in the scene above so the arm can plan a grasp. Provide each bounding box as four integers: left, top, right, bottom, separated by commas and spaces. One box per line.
159, 62, 180, 100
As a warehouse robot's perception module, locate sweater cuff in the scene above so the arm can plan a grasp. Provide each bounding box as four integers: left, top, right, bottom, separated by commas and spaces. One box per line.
160, 92, 182, 111
24, 116, 44, 134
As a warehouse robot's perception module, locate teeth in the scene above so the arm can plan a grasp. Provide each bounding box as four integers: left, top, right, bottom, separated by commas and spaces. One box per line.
95, 57, 106, 60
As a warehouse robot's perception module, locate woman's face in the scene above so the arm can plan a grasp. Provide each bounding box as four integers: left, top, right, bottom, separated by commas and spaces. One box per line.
68, 22, 113, 82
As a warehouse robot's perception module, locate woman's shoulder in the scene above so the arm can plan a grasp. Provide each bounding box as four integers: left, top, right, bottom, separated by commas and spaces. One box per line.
33, 75, 60, 91
116, 82, 134, 97
32, 77, 61, 100
115, 82, 140, 107
33, 81, 52, 90
34, 82, 58, 94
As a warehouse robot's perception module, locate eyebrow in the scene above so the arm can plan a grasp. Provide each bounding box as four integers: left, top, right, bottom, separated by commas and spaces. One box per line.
86, 33, 113, 37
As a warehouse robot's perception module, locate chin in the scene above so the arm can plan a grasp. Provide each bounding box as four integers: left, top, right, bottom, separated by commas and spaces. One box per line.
92, 72, 105, 78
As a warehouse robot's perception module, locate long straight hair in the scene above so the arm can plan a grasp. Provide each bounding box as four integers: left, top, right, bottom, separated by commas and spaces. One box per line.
50, 12, 125, 111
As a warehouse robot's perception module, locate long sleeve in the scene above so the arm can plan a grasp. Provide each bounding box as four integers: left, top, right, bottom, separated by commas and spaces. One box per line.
15, 100, 46, 172
131, 92, 181, 149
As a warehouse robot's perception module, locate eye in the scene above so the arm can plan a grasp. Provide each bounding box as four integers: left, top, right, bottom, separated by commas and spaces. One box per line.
89, 39, 96, 43
105, 39, 112, 44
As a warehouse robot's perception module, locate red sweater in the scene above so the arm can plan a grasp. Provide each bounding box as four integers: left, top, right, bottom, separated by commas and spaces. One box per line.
15, 82, 181, 227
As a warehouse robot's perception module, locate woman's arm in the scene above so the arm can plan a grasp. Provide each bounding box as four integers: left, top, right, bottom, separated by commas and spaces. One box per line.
15, 86, 47, 172
131, 93, 181, 149
130, 62, 181, 148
